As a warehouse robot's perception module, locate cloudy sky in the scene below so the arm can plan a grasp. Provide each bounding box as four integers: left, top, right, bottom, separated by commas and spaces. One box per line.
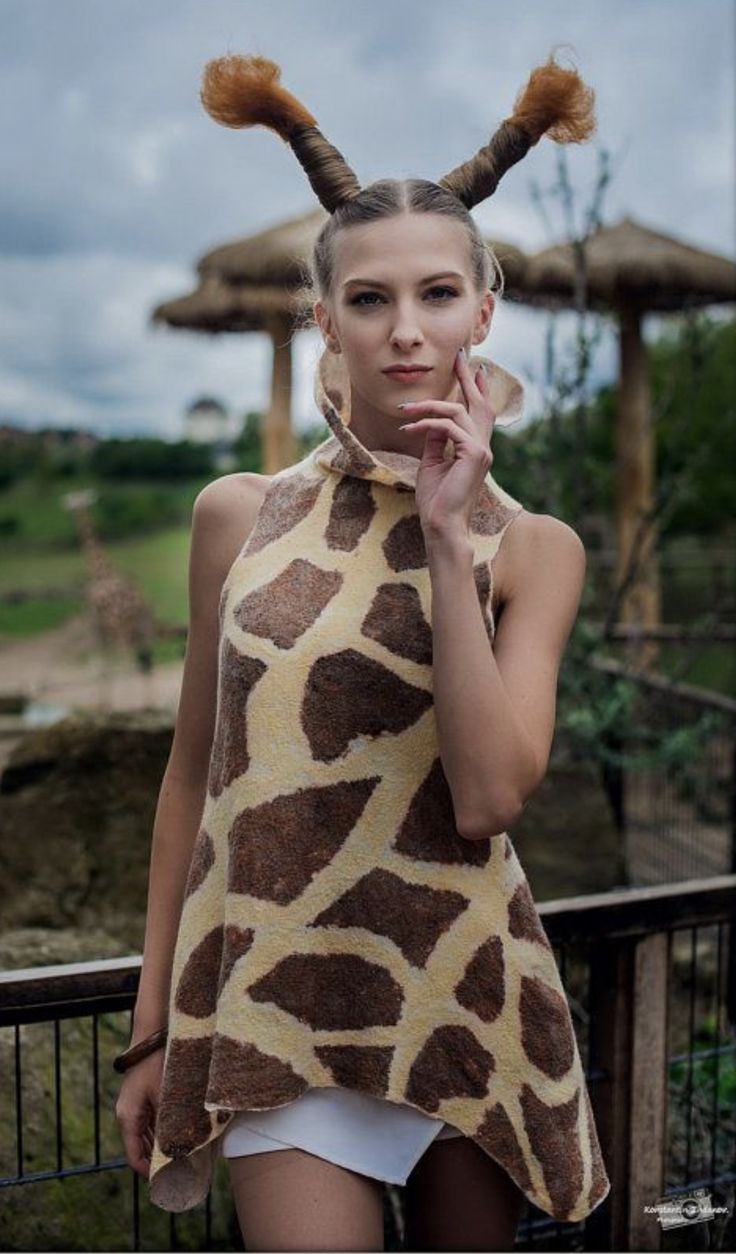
1, 0, 734, 439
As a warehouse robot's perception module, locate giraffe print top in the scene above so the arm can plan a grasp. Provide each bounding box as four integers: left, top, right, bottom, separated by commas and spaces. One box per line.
147, 347, 611, 1222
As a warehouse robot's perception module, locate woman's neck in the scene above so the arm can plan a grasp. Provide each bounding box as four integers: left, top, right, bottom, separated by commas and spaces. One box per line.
347, 385, 425, 458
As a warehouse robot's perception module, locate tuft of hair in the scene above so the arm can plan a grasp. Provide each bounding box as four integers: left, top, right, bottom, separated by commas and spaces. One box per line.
200, 54, 318, 141
507, 53, 596, 146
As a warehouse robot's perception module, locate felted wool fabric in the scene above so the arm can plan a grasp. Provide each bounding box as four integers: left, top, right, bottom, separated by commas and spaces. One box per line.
147, 346, 611, 1221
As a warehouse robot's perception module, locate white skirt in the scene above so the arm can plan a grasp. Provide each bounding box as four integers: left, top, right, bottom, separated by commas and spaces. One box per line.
218, 1086, 464, 1185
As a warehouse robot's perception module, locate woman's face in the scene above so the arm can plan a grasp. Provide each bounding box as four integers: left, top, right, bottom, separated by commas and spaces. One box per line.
315, 213, 493, 426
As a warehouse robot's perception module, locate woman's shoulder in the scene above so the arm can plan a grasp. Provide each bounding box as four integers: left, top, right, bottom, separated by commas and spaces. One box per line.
194, 470, 273, 519
190, 472, 274, 579
494, 507, 586, 606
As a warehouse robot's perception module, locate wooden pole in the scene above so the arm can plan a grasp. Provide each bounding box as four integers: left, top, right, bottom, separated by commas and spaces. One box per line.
615, 303, 662, 672
263, 312, 298, 474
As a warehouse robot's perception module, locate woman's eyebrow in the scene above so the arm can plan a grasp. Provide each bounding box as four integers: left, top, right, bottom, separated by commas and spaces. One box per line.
342, 271, 465, 289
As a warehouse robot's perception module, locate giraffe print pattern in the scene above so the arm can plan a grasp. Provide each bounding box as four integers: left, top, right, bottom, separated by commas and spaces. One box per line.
147, 348, 610, 1220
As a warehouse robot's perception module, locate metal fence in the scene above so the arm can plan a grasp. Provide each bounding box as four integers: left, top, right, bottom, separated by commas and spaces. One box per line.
1, 875, 734, 1252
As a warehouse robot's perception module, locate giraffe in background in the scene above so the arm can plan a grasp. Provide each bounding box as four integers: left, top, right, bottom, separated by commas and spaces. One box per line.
61, 488, 157, 706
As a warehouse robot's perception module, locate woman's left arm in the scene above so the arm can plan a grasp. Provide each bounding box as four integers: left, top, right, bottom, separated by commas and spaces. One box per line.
426, 512, 586, 841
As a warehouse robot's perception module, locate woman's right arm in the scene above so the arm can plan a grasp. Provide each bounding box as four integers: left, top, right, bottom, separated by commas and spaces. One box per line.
115, 472, 267, 1179
131, 471, 267, 1039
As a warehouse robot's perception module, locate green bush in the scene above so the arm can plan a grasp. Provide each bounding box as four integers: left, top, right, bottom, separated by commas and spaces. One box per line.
90, 437, 214, 480
93, 486, 193, 541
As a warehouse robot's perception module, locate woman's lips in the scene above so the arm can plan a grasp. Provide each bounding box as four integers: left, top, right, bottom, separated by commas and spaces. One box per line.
384, 368, 432, 382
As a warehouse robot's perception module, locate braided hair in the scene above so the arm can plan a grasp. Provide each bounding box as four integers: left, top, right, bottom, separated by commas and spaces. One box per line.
199, 50, 596, 307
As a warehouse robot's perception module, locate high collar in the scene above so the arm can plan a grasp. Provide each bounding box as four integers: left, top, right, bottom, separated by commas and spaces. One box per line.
311, 344, 524, 490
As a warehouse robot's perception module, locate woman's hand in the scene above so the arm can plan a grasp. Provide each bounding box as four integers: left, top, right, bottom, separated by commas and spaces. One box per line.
114, 1049, 165, 1179
398, 347, 496, 544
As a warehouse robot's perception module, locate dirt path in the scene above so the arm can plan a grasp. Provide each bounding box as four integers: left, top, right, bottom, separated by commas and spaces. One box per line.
0, 613, 184, 770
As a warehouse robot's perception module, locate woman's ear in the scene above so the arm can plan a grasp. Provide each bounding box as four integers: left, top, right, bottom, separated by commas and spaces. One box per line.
472, 290, 494, 345
314, 299, 339, 351
314, 299, 326, 339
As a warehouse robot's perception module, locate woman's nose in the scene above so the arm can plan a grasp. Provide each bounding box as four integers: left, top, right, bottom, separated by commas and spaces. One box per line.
388, 302, 425, 346
390, 323, 423, 347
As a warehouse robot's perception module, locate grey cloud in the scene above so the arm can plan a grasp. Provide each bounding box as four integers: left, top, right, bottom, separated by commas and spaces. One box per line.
0, 0, 732, 436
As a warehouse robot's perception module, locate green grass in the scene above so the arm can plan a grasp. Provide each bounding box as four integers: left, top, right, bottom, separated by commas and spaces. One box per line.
0, 527, 193, 640
0, 472, 207, 550
0, 596, 84, 638
1, 475, 733, 700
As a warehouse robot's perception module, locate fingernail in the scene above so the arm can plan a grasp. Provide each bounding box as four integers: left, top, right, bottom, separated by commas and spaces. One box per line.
457, 346, 466, 359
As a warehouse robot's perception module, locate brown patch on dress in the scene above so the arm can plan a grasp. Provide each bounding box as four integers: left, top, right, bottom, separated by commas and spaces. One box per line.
233, 558, 343, 650
507, 881, 553, 950
582, 1083, 610, 1210
470, 491, 521, 537
474, 1101, 533, 1194
217, 924, 256, 995
393, 757, 491, 867
454, 934, 506, 1023
405, 1024, 495, 1111
314, 1044, 394, 1096
207, 1032, 309, 1108
183, 827, 215, 899
361, 582, 433, 665
520, 1083, 584, 1220
519, 975, 576, 1079
156, 1036, 214, 1158
244, 473, 324, 557
302, 649, 433, 762
248, 951, 404, 1030
383, 514, 428, 571
325, 476, 376, 551
227, 776, 380, 902
208, 644, 268, 798
309, 867, 470, 968
174, 925, 224, 1019
332, 439, 376, 478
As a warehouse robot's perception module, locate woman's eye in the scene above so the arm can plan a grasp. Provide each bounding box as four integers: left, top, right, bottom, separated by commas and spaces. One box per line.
426, 286, 457, 300
350, 286, 457, 307
350, 292, 383, 306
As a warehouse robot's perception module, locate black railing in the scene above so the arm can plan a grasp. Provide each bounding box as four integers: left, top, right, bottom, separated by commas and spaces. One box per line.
1, 875, 735, 1252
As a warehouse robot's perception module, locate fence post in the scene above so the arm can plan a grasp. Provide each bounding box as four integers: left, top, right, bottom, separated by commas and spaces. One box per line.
584, 932, 669, 1251
585, 937, 633, 1251
628, 931, 670, 1249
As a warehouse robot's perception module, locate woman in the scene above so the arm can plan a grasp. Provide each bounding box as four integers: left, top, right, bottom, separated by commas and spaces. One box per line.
114, 52, 610, 1252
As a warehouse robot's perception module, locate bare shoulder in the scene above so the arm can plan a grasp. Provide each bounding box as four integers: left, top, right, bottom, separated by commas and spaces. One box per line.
495, 508, 586, 605
191, 471, 273, 585
194, 470, 272, 522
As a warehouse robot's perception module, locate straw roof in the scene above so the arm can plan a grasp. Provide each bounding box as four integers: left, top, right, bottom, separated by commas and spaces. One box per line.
519, 216, 736, 312
196, 206, 528, 294
197, 208, 326, 287
150, 275, 309, 334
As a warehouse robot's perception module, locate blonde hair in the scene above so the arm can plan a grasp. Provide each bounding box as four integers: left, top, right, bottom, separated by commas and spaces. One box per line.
200, 51, 596, 316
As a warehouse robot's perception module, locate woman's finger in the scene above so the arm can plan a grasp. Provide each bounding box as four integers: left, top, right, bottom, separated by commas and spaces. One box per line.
454, 347, 481, 406
474, 366, 497, 427
399, 415, 491, 464
398, 398, 476, 436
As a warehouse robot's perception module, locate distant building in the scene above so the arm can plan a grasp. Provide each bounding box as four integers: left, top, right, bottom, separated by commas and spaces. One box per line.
183, 397, 241, 471
184, 397, 240, 444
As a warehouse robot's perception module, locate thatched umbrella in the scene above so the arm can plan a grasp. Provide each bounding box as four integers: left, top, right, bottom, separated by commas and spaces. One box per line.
151, 275, 309, 471
197, 205, 528, 292
152, 206, 529, 474
516, 215, 736, 669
